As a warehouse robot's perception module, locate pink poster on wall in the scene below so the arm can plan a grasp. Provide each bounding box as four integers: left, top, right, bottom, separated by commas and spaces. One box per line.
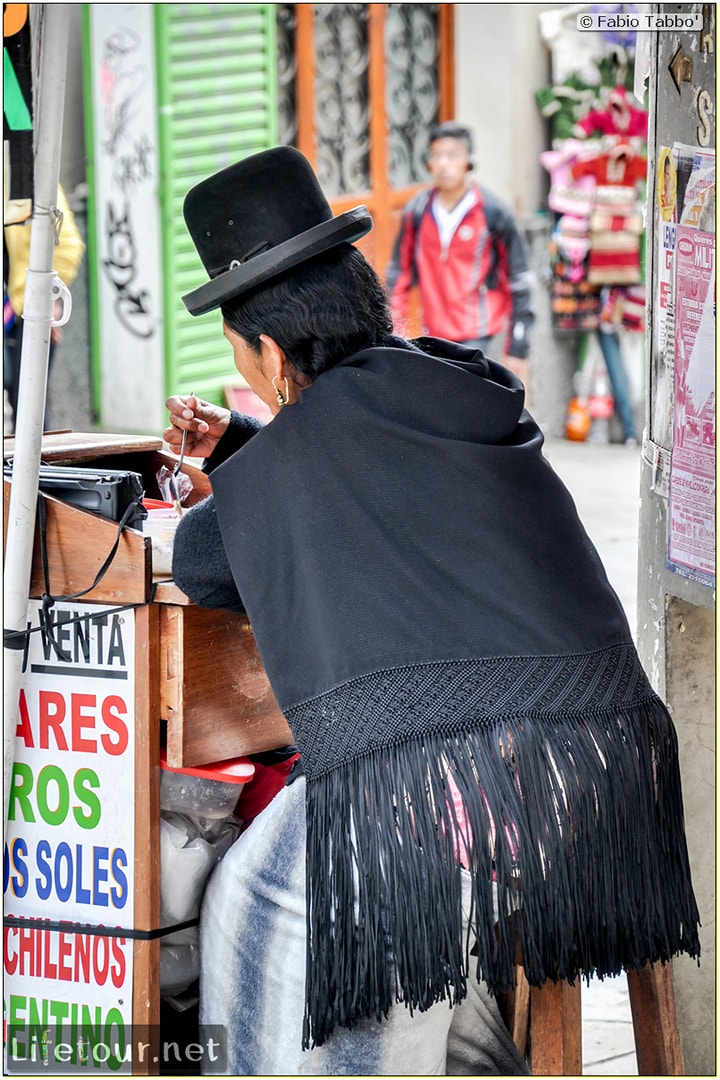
668, 215, 716, 585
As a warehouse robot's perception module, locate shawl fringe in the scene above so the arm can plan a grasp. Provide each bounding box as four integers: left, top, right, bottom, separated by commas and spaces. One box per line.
301, 697, 700, 1049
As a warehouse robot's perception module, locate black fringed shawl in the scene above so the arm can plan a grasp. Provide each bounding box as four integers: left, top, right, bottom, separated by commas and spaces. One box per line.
180, 337, 700, 1049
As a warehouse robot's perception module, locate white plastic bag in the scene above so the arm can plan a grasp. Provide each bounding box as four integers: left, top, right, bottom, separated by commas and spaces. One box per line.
160, 942, 201, 997
159, 811, 240, 995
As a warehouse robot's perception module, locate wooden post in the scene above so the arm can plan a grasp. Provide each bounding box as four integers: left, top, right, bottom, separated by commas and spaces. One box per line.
131, 602, 161, 1073
497, 964, 531, 1059
627, 964, 685, 1075
529, 979, 582, 1075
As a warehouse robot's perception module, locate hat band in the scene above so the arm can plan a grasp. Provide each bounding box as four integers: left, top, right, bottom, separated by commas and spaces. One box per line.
183, 206, 372, 317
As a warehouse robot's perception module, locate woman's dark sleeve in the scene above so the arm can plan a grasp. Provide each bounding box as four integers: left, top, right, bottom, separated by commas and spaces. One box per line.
172, 494, 245, 612
203, 411, 264, 473
171, 411, 263, 609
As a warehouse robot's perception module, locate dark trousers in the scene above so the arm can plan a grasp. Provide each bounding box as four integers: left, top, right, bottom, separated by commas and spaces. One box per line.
4, 317, 55, 431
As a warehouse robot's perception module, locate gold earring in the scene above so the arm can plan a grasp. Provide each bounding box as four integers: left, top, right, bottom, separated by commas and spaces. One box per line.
272, 375, 290, 407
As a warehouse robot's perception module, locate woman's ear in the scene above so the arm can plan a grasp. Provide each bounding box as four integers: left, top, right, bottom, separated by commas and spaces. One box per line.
259, 334, 287, 382
258, 333, 305, 405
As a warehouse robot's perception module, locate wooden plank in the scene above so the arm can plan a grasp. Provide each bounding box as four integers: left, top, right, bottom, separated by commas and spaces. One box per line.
132, 603, 161, 1074
529, 979, 582, 1075
513, 966, 531, 1058
438, 5, 456, 119
3, 431, 163, 463
133, 603, 161, 933
3, 482, 152, 604
366, 3, 387, 272
294, 4, 316, 164
627, 964, 685, 1075
160, 605, 294, 766
497, 965, 530, 1058
153, 580, 194, 607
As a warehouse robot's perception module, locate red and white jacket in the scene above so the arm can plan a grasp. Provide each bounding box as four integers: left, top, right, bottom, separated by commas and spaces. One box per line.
386, 183, 535, 357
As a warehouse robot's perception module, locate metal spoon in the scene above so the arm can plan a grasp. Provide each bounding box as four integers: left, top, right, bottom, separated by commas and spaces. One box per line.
173, 424, 189, 479
169, 395, 192, 514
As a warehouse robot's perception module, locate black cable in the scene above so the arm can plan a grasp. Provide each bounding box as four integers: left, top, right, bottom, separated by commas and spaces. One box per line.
3, 914, 198, 941
4, 494, 158, 655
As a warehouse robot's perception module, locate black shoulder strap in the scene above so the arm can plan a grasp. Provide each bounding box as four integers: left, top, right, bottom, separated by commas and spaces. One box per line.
38, 493, 145, 661
412, 188, 432, 230
477, 187, 503, 290
410, 189, 432, 285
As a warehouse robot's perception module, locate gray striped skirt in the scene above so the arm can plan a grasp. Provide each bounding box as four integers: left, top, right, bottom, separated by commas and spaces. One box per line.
199, 777, 529, 1075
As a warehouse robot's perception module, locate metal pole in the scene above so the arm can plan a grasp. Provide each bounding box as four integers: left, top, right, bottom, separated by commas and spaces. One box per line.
3, 4, 71, 832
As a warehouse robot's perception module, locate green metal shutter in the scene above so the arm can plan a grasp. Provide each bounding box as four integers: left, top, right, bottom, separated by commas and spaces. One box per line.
155, 4, 277, 405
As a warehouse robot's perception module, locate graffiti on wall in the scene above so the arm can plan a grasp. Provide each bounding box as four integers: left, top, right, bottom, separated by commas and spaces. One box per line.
89, 4, 165, 431
99, 26, 155, 339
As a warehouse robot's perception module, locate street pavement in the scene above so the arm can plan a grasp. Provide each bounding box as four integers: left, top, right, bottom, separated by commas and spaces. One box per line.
544, 436, 642, 1076
544, 437, 642, 634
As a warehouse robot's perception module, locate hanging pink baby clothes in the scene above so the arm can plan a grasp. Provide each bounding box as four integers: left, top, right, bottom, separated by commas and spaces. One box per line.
574, 87, 649, 140
570, 142, 647, 188
540, 139, 597, 218
572, 143, 647, 214
553, 217, 591, 282
556, 214, 592, 237
572, 144, 646, 285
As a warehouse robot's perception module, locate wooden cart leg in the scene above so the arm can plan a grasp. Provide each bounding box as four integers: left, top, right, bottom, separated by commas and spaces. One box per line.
497, 965, 531, 1059
529, 979, 582, 1075
627, 964, 684, 1075
512, 966, 531, 1058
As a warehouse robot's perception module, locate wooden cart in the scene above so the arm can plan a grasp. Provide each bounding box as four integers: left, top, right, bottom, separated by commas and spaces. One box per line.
3, 432, 292, 1074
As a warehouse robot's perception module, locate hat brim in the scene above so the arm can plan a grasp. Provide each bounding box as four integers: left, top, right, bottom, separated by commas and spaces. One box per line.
182, 205, 373, 316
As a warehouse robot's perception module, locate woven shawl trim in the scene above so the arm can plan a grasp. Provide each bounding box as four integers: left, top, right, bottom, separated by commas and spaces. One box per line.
289, 649, 701, 1049
286, 643, 652, 781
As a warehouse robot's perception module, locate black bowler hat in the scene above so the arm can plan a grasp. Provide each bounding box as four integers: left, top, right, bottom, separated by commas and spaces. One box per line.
182, 147, 373, 316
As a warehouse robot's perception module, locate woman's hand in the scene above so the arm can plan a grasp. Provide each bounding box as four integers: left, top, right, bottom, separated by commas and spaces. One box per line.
163, 394, 231, 459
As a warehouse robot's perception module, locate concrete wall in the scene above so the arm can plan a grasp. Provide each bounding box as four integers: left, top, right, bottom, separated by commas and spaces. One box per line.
455, 4, 553, 217
59, 5, 87, 199
637, 472, 716, 1074
639, 6, 715, 1074
43, 6, 94, 432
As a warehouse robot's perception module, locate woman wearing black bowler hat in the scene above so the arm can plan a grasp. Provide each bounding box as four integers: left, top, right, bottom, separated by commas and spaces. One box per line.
164, 147, 699, 1075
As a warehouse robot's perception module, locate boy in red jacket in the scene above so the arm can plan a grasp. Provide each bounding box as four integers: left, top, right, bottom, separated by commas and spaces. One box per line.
387, 121, 534, 390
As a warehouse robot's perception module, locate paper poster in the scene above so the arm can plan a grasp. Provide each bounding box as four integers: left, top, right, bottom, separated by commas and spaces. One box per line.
679, 147, 716, 230
667, 149, 716, 586
651, 144, 713, 481
657, 146, 677, 223
652, 184, 676, 459
4, 601, 136, 1073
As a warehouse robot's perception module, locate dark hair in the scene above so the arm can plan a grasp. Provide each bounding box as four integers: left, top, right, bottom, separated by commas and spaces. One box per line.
221, 244, 394, 382
428, 121, 474, 157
